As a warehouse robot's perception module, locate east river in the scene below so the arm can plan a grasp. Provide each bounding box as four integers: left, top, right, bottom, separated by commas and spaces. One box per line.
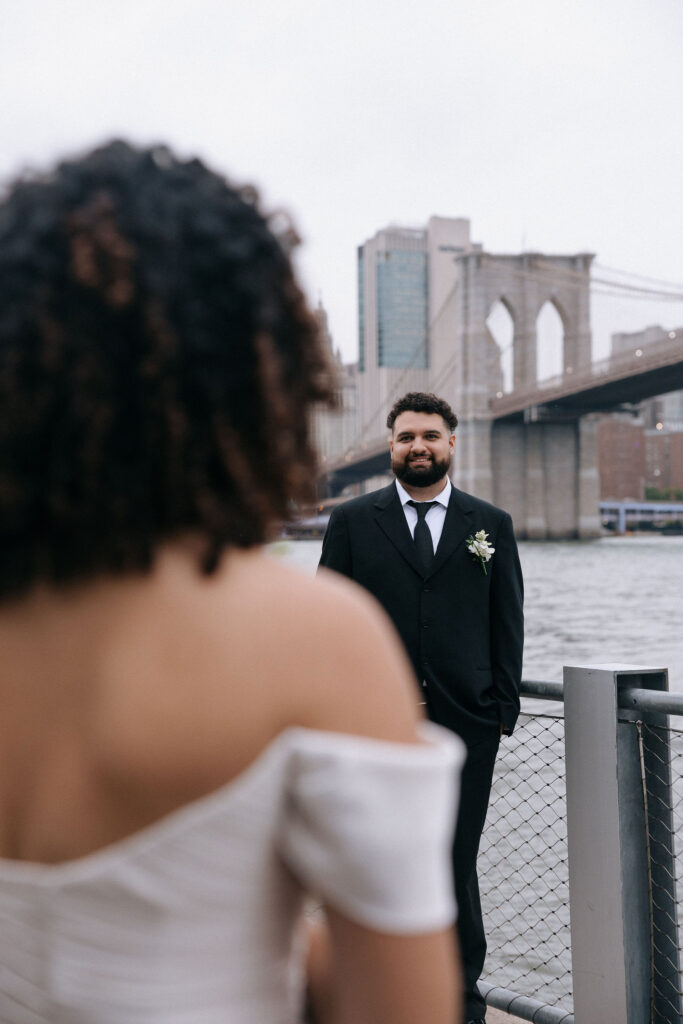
271, 533, 683, 692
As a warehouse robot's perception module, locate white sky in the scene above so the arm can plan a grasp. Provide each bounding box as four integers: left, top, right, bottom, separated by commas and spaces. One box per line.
1, 0, 681, 362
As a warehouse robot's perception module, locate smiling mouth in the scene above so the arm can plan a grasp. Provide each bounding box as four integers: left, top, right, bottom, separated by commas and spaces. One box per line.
410, 456, 431, 464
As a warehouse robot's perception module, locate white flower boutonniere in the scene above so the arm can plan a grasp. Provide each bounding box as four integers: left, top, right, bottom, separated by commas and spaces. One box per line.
466, 530, 495, 575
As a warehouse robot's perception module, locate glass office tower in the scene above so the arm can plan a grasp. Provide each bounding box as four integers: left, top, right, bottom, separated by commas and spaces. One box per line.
357, 218, 473, 440
357, 228, 428, 375
377, 249, 428, 368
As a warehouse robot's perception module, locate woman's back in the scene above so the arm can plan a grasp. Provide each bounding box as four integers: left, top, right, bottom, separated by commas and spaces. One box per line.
0, 548, 462, 1023
0, 545, 423, 864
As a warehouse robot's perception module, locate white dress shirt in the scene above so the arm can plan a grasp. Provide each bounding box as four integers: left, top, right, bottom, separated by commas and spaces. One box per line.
395, 478, 451, 554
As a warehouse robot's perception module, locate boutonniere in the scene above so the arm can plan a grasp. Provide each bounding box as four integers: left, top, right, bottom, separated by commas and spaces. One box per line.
466, 530, 495, 575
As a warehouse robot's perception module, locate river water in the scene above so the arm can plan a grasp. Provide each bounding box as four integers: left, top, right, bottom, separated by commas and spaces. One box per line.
272, 534, 683, 691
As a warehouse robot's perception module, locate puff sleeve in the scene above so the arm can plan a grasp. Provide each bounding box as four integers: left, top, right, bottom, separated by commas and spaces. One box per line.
278, 722, 464, 933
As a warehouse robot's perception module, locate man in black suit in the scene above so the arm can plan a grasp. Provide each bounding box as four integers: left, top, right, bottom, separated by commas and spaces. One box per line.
318, 391, 524, 1024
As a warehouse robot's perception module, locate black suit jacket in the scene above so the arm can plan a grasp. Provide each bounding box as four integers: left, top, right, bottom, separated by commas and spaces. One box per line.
318, 482, 524, 740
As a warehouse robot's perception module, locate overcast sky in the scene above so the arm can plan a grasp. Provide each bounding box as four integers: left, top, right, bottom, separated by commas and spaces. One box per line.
1, 0, 681, 362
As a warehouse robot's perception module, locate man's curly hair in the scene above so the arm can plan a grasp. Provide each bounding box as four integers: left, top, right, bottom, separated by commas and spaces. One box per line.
386, 392, 458, 433
0, 140, 336, 599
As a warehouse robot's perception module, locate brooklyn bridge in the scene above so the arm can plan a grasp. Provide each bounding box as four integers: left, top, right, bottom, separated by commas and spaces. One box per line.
317, 248, 683, 540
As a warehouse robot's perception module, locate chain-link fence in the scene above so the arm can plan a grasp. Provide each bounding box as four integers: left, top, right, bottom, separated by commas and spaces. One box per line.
477, 685, 683, 1024
479, 709, 572, 1014
640, 719, 683, 1022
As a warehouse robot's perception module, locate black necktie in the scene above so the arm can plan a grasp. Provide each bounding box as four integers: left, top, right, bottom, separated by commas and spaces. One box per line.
407, 500, 436, 571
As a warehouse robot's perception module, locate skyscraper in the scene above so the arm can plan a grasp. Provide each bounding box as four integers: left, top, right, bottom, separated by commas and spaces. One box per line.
357, 217, 478, 438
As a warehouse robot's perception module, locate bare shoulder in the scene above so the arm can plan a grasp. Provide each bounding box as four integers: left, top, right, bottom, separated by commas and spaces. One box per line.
94, 546, 421, 793
233, 553, 422, 743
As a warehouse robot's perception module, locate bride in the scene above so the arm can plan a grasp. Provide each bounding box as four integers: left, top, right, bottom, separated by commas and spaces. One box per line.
0, 140, 464, 1023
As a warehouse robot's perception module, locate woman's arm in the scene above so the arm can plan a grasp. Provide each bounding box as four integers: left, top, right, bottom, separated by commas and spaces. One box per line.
280, 567, 463, 1024
306, 910, 461, 1024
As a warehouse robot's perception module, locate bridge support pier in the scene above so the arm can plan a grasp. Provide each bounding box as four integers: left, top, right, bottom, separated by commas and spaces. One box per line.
577, 416, 602, 538
490, 416, 601, 540
523, 424, 548, 538
454, 418, 493, 503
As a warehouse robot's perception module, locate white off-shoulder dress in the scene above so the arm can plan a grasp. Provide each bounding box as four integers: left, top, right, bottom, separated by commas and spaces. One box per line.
0, 722, 463, 1023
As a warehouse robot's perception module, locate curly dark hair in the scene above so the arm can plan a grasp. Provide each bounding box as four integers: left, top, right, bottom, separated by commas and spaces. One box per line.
386, 392, 458, 433
0, 140, 336, 599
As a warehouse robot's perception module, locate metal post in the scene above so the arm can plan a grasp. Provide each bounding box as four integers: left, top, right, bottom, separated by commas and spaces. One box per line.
564, 664, 679, 1024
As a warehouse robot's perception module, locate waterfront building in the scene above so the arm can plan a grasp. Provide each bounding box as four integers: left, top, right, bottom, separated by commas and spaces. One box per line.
598, 324, 683, 499
644, 427, 683, 497
597, 415, 683, 501
597, 415, 645, 501
309, 302, 358, 465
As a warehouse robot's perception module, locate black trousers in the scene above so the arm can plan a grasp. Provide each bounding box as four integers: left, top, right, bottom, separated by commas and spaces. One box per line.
453, 730, 500, 1021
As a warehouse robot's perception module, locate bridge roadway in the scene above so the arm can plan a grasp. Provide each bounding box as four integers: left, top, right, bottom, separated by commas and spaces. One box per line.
321, 333, 683, 495
489, 331, 683, 421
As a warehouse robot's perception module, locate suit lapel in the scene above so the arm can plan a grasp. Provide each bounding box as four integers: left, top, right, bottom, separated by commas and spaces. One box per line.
373, 482, 474, 578
373, 484, 426, 577
430, 484, 473, 577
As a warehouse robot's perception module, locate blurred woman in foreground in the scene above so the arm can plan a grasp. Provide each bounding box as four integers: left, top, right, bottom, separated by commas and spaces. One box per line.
0, 141, 463, 1023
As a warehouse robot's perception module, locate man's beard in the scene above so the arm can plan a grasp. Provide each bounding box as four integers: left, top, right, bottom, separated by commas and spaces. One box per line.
392, 452, 451, 488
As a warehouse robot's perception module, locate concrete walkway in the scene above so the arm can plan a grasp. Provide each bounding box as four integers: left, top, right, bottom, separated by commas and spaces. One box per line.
487, 1007, 525, 1023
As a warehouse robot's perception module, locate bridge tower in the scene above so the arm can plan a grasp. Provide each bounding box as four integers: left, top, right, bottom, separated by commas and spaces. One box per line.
349, 222, 602, 538
432, 250, 600, 538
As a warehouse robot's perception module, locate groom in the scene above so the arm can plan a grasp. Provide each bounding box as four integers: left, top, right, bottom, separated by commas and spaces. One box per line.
318, 391, 524, 1024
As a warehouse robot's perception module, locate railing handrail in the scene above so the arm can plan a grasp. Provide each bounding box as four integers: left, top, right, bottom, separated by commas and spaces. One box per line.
619, 686, 683, 715
522, 679, 683, 716
521, 679, 565, 701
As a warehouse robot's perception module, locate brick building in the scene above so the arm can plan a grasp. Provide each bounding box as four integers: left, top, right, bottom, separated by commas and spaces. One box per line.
598, 324, 683, 500
597, 417, 645, 500
645, 428, 683, 497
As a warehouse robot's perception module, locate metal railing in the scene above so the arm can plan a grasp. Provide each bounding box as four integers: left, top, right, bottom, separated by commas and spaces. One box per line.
477, 666, 682, 1024
480, 682, 573, 1023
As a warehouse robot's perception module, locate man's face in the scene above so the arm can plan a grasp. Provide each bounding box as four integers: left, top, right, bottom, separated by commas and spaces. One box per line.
390, 411, 455, 488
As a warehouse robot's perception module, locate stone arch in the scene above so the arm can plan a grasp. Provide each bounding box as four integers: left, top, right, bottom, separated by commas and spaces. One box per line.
485, 297, 515, 394
536, 298, 565, 384
543, 293, 571, 334
448, 251, 592, 411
